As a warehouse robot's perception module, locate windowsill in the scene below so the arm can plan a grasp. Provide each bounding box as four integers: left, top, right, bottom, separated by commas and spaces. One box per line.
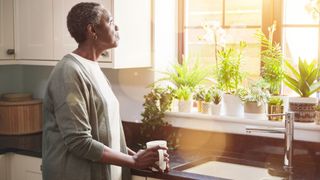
164, 111, 320, 143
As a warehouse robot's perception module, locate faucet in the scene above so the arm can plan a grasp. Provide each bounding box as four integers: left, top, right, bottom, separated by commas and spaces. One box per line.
246, 112, 295, 176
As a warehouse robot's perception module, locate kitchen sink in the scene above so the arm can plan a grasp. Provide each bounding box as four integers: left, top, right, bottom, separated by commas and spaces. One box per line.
174, 156, 283, 180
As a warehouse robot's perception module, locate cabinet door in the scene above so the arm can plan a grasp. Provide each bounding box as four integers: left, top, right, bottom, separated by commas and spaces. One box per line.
0, 0, 14, 60
10, 154, 42, 180
14, 0, 53, 60
109, 0, 152, 68
132, 175, 147, 180
53, 0, 112, 61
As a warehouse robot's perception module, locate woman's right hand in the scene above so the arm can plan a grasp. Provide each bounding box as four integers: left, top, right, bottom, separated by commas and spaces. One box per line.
132, 145, 169, 171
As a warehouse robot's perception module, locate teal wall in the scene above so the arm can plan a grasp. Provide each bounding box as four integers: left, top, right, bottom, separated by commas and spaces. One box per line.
0, 65, 153, 121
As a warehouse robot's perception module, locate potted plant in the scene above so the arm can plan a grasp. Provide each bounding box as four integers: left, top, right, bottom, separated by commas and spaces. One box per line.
267, 96, 284, 121
193, 86, 206, 112
256, 22, 285, 96
211, 88, 222, 115
140, 86, 178, 149
285, 58, 320, 122
238, 84, 270, 117
314, 105, 320, 125
175, 86, 193, 112
155, 57, 210, 91
215, 41, 247, 117
201, 89, 213, 114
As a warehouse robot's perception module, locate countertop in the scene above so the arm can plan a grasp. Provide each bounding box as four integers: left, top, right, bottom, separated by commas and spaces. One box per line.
1, 133, 320, 179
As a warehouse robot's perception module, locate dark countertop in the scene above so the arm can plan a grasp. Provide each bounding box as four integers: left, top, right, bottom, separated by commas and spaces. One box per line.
1, 132, 320, 179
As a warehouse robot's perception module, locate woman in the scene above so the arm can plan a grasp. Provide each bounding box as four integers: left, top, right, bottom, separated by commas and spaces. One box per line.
42, 2, 168, 180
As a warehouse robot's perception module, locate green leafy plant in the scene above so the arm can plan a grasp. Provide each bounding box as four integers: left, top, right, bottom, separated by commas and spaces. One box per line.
284, 58, 320, 97
211, 89, 222, 105
140, 86, 179, 149
203, 89, 213, 103
155, 57, 210, 90
215, 41, 247, 94
238, 84, 271, 106
193, 86, 206, 101
268, 96, 284, 106
175, 86, 192, 101
256, 22, 285, 95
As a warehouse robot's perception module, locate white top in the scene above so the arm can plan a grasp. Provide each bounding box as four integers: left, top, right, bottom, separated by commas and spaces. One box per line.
70, 53, 122, 180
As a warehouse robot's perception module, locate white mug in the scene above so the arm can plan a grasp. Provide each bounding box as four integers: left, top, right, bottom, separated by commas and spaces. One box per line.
146, 140, 167, 171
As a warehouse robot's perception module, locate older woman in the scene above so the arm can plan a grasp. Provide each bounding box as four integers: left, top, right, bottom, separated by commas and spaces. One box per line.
42, 2, 168, 180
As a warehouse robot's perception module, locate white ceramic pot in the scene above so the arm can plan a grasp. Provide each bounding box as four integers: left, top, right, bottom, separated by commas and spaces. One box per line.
222, 94, 243, 117
211, 103, 221, 115
178, 100, 193, 113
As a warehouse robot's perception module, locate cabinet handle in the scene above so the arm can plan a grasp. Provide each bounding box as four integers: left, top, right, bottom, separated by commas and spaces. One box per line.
6, 49, 15, 55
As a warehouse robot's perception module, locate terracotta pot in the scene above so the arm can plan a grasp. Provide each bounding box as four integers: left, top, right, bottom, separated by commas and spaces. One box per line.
268, 105, 284, 121
289, 97, 317, 122
315, 111, 320, 125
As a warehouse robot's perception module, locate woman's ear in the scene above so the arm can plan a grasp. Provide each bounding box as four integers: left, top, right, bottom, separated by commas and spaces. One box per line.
86, 24, 97, 40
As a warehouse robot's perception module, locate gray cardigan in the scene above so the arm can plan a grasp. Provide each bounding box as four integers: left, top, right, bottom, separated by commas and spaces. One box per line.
42, 54, 131, 180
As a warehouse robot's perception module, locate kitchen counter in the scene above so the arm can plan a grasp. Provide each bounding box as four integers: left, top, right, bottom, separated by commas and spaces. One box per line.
1, 128, 320, 179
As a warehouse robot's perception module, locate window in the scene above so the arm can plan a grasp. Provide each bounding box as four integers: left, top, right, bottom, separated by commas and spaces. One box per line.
179, 0, 320, 84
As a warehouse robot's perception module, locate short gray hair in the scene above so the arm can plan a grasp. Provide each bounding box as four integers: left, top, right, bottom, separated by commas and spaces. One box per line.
67, 2, 105, 43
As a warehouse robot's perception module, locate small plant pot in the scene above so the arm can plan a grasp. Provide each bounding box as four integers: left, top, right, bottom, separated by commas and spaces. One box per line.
244, 102, 265, 114
268, 105, 284, 121
178, 100, 192, 113
201, 102, 211, 114
197, 101, 203, 113
223, 94, 243, 117
289, 97, 317, 123
211, 103, 221, 115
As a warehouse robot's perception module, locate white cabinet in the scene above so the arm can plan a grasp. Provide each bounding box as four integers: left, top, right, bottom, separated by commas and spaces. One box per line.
9, 154, 42, 180
0, 0, 152, 68
53, 0, 152, 68
109, 0, 152, 68
0, 0, 14, 60
14, 0, 53, 60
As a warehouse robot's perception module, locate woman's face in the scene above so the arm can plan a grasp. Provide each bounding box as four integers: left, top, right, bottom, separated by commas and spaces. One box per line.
94, 10, 119, 50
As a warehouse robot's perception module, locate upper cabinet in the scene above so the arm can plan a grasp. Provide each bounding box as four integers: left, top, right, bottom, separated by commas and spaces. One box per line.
0, 0, 152, 68
0, 0, 14, 60
14, 0, 54, 60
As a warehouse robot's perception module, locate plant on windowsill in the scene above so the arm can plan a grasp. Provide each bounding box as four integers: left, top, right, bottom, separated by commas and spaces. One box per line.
139, 86, 179, 149
284, 58, 320, 122
193, 86, 206, 112
211, 88, 222, 115
238, 83, 270, 115
175, 86, 193, 113
256, 22, 285, 96
215, 41, 247, 116
267, 96, 284, 121
201, 89, 213, 114
155, 57, 210, 91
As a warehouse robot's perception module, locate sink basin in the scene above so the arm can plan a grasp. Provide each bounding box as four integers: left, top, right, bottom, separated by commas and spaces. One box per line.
183, 161, 282, 180
174, 156, 282, 180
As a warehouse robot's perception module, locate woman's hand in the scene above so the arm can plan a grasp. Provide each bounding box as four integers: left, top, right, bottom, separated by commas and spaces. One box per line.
132, 145, 169, 172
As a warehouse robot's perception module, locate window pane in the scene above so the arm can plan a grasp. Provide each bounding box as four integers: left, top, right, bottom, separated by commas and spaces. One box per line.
187, 0, 222, 27
283, 0, 318, 24
225, 0, 262, 26
283, 28, 319, 63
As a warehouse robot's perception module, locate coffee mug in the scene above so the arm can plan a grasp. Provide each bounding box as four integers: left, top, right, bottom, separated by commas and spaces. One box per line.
146, 140, 167, 171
